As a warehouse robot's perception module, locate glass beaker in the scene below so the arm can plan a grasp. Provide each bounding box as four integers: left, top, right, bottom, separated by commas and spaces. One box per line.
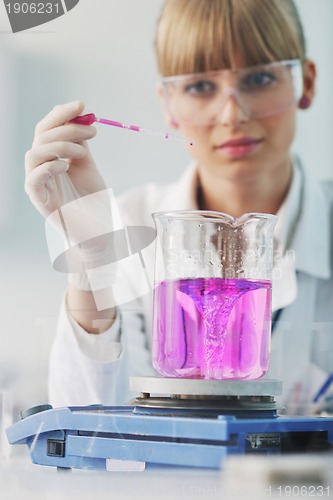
152, 210, 277, 380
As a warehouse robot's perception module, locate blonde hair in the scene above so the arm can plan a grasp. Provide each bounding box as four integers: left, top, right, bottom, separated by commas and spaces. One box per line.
155, 0, 306, 76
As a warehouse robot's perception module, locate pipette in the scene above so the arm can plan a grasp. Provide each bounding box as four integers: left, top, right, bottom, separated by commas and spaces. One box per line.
70, 113, 194, 146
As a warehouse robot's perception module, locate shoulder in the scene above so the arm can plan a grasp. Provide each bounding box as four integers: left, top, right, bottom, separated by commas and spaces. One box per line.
315, 179, 333, 225
298, 157, 333, 209
319, 179, 333, 205
316, 180, 333, 244
114, 163, 198, 226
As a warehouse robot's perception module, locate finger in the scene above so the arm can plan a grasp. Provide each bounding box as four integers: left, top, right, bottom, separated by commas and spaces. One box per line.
25, 159, 69, 190
25, 141, 86, 174
34, 101, 85, 136
33, 123, 97, 148
24, 160, 69, 210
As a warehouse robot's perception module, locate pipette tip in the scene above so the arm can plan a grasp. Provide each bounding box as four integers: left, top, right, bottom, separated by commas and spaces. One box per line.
70, 113, 194, 146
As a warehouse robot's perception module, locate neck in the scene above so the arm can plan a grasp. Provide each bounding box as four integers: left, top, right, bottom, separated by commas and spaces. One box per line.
197, 159, 293, 217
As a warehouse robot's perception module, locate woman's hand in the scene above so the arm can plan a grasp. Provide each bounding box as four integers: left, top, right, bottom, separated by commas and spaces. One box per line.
25, 100, 106, 218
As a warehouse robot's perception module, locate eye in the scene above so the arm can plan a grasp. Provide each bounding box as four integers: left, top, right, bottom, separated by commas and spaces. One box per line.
240, 71, 277, 90
183, 79, 218, 97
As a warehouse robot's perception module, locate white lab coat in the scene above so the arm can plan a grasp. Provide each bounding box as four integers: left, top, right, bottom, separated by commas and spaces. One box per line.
49, 157, 333, 415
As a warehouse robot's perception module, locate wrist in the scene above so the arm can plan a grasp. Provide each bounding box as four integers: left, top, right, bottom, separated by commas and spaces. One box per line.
66, 286, 118, 334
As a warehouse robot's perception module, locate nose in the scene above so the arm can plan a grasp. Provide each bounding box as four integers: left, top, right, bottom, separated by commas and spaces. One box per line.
216, 89, 250, 127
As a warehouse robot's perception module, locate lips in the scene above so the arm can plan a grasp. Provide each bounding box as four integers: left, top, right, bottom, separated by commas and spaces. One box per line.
215, 137, 263, 158
218, 137, 263, 148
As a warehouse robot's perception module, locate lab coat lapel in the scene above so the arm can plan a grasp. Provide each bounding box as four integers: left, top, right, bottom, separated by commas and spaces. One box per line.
268, 159, 331, 406
272, 253, 297, 311
291, 158, 331, 279
271, 158, 331, 312
269, 273, 318, 406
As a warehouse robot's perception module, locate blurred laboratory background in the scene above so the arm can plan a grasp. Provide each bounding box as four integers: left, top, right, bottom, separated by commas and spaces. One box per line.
0, 0, 332, 415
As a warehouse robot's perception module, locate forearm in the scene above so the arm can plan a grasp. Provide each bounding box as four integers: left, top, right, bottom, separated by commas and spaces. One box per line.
49, 291, 155, 406
66, 284, 117, 334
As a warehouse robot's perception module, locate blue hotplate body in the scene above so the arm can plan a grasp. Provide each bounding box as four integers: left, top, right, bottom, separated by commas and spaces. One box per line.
6, 404, 333, 470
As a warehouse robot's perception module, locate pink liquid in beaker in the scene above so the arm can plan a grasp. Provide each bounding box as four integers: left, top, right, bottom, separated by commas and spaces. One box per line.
152, 277, 272, 380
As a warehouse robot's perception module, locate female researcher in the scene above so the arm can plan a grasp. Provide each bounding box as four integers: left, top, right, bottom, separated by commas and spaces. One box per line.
25, 0, 333, 414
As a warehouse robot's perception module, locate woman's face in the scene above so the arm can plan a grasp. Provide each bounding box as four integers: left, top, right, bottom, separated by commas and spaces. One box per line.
160, 59, 315, 186
179, 99, 297, 185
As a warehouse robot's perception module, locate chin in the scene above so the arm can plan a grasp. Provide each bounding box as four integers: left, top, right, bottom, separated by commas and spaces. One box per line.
217, 160, 265, 184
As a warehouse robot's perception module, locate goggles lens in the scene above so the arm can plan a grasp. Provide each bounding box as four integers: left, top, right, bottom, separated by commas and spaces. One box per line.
162, 60, 303, 126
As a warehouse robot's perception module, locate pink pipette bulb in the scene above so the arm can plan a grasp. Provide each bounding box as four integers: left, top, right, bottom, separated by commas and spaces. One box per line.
71, 113, 96, 126
70, 113, 194, 146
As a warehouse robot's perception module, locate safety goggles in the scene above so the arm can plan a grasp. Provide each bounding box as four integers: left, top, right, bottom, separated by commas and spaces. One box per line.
162, 59, 303, 126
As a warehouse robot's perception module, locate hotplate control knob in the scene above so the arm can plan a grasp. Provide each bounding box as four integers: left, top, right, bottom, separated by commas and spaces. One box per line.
20, 404, 53, 420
